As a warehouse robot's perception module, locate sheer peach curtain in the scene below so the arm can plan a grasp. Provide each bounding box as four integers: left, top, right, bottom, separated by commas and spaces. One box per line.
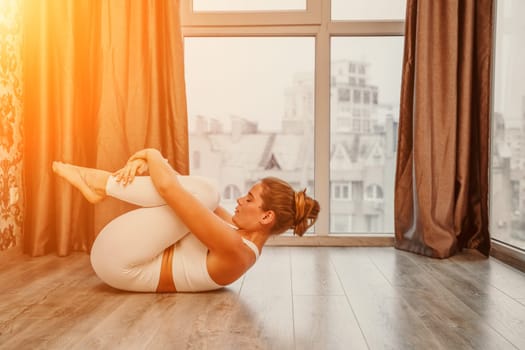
394, 0, 493, 258
22, 0, 188, 256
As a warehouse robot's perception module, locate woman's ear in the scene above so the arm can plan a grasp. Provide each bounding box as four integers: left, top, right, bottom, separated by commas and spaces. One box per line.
260, 210, 276, 226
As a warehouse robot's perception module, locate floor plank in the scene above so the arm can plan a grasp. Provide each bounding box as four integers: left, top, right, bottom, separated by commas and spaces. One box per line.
406, 251, 524, 349
0, 255, 90, 338
143, 292, 245, 350
240, 247, 292, 296
451, 250, 525, 299
290, 247, 345, 296
293, 295, 368, 350
372, 248, 518, 350
330, 247, 445, 350
239, 247, 295, 349
70, 293, 167, 349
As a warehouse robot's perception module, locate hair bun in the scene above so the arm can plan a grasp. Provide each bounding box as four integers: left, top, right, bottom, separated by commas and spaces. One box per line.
293, 190, 306, 224
293, 189, 320, 236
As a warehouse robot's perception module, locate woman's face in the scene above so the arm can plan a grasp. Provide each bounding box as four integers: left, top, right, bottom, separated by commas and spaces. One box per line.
232, 182, 267, 230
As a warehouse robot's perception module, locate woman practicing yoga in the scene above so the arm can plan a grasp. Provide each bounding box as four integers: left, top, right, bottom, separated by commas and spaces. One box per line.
53, 148, 319, 292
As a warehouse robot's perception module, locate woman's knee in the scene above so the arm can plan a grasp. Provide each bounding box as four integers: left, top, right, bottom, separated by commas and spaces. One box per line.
179, 175, 220, 210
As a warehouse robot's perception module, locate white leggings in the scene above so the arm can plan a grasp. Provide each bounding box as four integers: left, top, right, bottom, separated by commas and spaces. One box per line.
90, 175, 220, 292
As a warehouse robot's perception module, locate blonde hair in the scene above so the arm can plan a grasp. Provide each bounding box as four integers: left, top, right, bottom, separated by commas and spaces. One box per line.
259, 177, 320, 236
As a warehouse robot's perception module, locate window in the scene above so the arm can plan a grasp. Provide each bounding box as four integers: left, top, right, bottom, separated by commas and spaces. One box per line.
338, 88, 350, 102
491, 0, 525, 251
363, 91, 370, 104
332, 183, 351, 200
365, 184, 384, 201
353, 89, 361, 104
182, 0, 405, 237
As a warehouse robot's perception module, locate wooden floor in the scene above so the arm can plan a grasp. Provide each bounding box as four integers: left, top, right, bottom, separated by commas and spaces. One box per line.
1, 247, 525, 350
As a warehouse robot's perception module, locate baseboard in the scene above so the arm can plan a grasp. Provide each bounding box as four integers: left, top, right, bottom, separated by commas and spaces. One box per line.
490, 240, 525, 273
266, 234, 395, 247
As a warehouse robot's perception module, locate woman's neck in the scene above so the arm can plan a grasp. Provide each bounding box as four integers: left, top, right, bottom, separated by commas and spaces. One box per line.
237, 229, 269, 247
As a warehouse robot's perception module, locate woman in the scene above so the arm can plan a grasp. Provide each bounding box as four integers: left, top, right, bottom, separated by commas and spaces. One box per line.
53, 148, 320, 292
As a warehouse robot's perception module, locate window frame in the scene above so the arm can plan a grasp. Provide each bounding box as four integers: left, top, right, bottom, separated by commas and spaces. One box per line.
181, 0, 321, 26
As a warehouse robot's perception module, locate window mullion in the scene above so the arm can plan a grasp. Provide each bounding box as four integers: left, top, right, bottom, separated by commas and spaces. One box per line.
313, 0, 331, 236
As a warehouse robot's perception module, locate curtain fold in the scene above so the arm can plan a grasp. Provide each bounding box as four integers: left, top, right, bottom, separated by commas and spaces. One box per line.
394, 0, 493, 258
22, 0, 188, 256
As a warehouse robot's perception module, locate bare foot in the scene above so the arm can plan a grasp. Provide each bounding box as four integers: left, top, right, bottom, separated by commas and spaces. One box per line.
52, 162, 105, 203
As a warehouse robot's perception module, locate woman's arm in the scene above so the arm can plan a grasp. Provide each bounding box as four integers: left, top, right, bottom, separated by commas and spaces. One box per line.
214, 206, 234, 226
129, 149, 244, 257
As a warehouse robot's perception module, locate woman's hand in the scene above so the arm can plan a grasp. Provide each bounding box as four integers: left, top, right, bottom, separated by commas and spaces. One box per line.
113, 158, 148, 185
128, 148, 160, 163
114, 148, 164, 185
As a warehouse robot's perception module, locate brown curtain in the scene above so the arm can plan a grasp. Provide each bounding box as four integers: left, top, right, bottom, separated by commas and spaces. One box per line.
22, 0, 188, 256
394, 0, 493, 258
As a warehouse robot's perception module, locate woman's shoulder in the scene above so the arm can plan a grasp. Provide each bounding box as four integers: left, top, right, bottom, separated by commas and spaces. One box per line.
206, 238, 257, 285
241, 237, 260, 260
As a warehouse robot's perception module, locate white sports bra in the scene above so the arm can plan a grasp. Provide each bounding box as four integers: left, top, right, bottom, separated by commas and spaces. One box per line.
170, 235, 260, 292
241, 237, 260, 260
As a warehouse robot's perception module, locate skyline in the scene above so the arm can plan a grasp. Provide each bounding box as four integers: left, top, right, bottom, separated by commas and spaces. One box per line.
184, 36, 404, 132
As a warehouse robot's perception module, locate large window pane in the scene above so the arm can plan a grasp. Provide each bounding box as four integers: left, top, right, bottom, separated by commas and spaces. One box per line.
330, 37, 404, 234
491, 0, 525, 251
332, 0, 406, 21
185, 37, 315, 232
193, 0, 306, 12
